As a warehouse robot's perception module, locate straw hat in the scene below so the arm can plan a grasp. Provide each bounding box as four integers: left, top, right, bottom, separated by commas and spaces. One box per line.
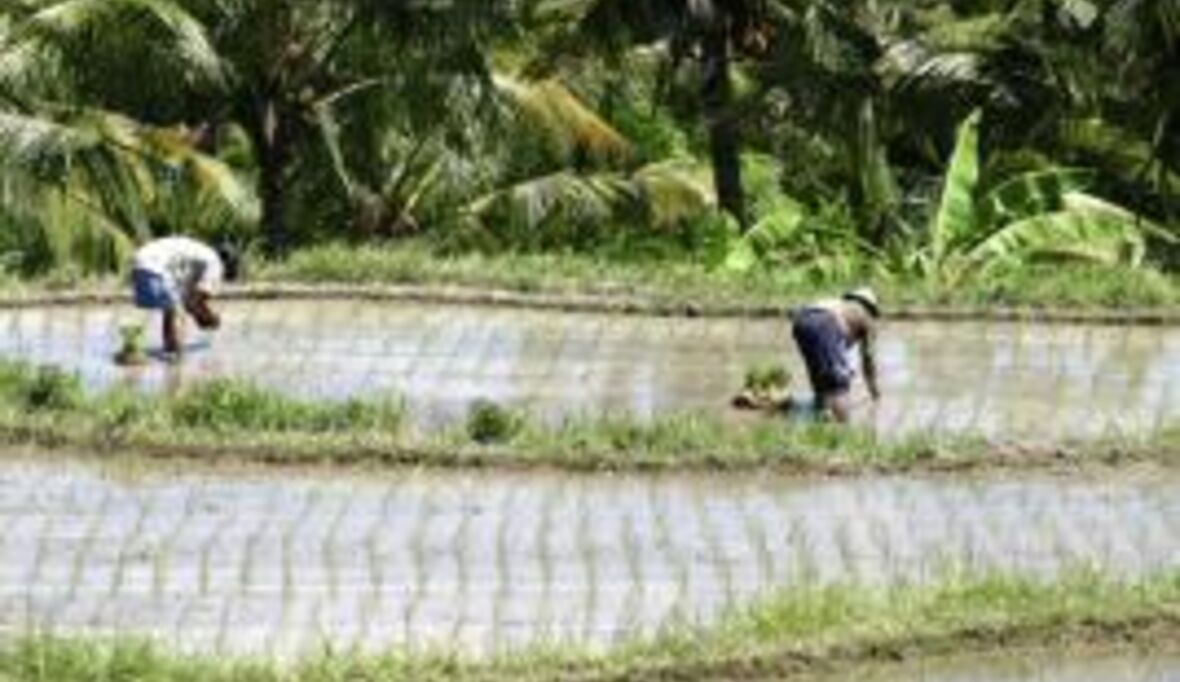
842, 287, 881, 318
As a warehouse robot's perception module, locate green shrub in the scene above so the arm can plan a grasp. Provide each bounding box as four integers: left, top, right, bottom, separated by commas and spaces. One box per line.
169, 379, 404, 434
93, 387, 154, 434
21, 365, 84, 412
466, 399, 523, 444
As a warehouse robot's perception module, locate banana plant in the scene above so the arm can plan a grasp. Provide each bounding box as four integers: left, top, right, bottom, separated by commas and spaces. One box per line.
918, 109, 1174, 284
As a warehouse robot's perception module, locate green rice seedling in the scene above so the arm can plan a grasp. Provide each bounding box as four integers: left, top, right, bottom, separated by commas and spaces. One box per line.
113, 323, 148, 366
323, 499, 351, 603
449, 496, 473, 643
466, 399, 523, 444
491, 489, 516, 651
742, 499, 776, 588
534, 485, 560, 638
743, 363, 791, 393
575, 489, 598, 640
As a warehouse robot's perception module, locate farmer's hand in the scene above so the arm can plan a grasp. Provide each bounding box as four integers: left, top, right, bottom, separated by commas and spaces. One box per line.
186, 293, 220, 330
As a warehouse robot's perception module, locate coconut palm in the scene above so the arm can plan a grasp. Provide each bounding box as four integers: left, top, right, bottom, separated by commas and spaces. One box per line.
532, 0, 779, 229
0, 0, 252, 274
174, 0, 518, 253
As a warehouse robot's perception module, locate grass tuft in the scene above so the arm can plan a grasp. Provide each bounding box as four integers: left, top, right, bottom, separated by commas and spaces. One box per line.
169, 379, 406, 435
465, 399, 524, 445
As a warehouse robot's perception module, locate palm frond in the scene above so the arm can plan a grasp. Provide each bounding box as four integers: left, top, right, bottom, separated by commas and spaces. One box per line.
20, 0, 223, 84
494, 74, 632, 164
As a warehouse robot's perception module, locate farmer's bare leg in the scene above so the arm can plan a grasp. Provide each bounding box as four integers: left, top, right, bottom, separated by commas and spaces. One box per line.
823, 392, 853, 423
162, 309, 180, 355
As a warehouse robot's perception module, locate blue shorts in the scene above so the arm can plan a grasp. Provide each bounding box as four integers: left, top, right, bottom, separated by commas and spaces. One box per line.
132, 268, 178, 310
792, 308, 853, 397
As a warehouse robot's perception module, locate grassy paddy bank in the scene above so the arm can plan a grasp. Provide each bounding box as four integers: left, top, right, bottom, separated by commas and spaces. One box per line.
3, 570, 1177, 681
0, 360, 1174, 474
259, 243, 1180, 312
4, 243, 1180, 317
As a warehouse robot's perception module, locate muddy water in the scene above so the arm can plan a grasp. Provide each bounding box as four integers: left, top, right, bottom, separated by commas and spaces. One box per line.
852, 652, 1180, 682
2, 301, 1180, 438
0, 455, 1175, 657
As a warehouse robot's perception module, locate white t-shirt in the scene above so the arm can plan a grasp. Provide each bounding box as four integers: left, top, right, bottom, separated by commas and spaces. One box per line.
133, 237, 224, 297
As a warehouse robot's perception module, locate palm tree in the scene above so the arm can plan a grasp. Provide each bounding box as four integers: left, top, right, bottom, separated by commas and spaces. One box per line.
0, 0, 251, 273
533, 0, 775, 230
176, 0, 518, 253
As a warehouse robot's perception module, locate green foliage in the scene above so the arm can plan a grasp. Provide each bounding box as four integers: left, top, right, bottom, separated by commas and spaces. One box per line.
0, 0, 1179, 286
0, 362, 85, 412
466, 399, 524, 444
743, 364, 791, 393
916, 110, 1173, 283
930, 110, 982, 267
169, 379, 404, 434
113, 324, 147, 366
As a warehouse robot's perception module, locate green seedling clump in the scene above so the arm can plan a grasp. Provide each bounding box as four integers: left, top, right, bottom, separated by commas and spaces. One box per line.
20, 365, 84, 412
743, 363, 791, 392
113, 324, 148, 366
734, 362, 793, 411
466, 399, 523, 444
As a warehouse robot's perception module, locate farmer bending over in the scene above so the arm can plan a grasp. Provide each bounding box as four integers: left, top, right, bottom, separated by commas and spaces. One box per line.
790, 287, 881, 422
131, 236, 240, 357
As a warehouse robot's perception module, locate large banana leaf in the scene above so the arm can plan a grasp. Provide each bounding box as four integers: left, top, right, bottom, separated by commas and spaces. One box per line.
930, 109, 981, 263
722, 198, 805, 273
967, 192, 1173, 268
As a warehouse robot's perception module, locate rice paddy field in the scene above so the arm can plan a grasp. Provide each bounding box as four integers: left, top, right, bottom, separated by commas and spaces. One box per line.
0, 294, 1177, 680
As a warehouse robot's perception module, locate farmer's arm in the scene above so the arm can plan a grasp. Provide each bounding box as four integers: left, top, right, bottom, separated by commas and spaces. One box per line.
184, 290, 220, 330
861, 327, 880, 400
183, 258, 222, 330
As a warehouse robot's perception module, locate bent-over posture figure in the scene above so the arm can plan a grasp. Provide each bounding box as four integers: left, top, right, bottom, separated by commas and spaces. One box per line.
790, 287, 881, 422
131, 236, 239, 357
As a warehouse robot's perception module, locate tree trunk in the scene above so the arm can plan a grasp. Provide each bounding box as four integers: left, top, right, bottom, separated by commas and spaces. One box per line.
702, 26, 747, 230
256, 98, 292, 255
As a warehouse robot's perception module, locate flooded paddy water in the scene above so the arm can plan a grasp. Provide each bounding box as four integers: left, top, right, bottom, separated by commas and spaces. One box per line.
1, 299, 1180, 439
0, 454, 1174, 657
2, 298, 1178, 668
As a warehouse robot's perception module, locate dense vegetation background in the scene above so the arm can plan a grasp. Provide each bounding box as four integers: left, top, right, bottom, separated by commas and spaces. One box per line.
1, 0, 1177, 295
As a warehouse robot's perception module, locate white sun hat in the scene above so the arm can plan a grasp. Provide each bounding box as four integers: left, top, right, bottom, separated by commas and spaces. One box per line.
842, 287, 881, 318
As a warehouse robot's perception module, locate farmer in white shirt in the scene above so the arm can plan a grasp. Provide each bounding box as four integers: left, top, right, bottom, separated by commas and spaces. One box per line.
130, 237, 240, 357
